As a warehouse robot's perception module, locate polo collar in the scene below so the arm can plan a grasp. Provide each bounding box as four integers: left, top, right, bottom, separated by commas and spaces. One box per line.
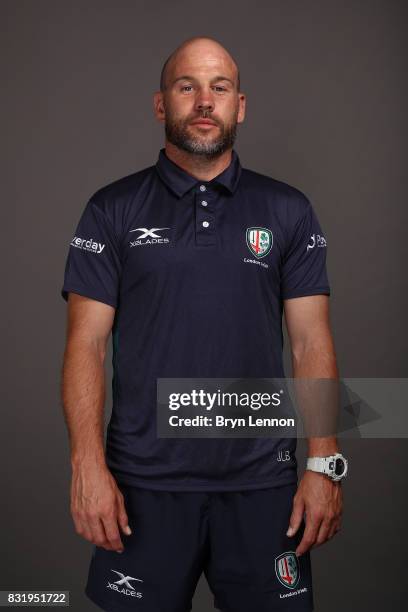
155, 147, 242, 198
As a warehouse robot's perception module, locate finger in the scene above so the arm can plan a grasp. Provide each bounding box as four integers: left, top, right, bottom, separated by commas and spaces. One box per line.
295, 516, 321, 557
116, 491, 132, 536
314, 518, 332, 547
328, 519, 341, 540
71, 511, 94, 543
88, 517, 111, 549
101, 513, 125, 552
286, 497, 305, 537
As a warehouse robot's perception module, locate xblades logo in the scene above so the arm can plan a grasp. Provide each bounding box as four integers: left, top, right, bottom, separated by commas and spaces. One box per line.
129, 227, 170, 247
130, 227, 169, 238
111, 569, 143, 589
106, 570, 143, 598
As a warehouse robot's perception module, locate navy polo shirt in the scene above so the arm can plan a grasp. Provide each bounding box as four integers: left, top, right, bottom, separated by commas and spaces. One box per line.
61, 147, 330, 491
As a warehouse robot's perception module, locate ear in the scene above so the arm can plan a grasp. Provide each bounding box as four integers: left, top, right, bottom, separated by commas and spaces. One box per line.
237, 93, 246, 124
153, 91, 165, 123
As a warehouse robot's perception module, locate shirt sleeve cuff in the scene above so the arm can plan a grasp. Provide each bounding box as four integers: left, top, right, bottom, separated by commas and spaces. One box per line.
281, 286, 331, 300
61, 285, 117, 308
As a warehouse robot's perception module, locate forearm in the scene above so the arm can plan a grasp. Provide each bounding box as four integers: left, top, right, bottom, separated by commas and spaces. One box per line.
61, 337, 107, 469
291, 332, 339, 456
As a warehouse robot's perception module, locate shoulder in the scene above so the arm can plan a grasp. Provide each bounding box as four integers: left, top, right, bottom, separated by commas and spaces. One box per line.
81, 165, 156, 238
88, 164, 155, 212
240, 166, 312, 219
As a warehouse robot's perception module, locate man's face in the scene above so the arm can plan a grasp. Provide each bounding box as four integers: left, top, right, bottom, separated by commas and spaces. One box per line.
157, 43, 245, 158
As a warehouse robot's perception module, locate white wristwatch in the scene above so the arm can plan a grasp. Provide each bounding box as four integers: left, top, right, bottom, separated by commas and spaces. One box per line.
306, 453, 348, 482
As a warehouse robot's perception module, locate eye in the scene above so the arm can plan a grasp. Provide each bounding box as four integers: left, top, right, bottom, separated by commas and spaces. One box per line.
181, 85, 193, 92
213, 86, 227, 92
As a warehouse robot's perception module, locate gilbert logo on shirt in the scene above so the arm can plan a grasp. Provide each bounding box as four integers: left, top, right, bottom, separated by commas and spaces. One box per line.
70, 236, 105, 254
129, 227, 170, 247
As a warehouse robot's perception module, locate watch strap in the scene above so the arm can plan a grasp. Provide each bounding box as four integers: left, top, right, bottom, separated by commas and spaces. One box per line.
307, 454, 348, 481
307, 457, 330, 474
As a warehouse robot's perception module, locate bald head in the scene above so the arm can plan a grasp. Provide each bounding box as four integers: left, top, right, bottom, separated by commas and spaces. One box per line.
159, 36, 240, 92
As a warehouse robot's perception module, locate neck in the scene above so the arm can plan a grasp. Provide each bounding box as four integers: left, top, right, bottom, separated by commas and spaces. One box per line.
164, 142, 232, 181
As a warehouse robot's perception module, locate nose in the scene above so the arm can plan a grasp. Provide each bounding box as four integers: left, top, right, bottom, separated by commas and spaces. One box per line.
195, 89, 214, 114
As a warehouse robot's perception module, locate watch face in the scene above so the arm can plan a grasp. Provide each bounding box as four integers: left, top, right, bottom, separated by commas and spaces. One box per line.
335, 458, 345, 476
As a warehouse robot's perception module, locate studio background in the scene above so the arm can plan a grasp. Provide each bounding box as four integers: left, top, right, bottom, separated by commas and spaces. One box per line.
3, 1, 407, 610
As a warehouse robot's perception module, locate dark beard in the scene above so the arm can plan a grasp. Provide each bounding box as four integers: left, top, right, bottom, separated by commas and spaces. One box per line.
164, 115, 238, 159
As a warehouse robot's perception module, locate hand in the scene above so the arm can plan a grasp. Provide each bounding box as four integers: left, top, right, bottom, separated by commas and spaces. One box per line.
287, 470, 343, 557
70, 461, 132, 553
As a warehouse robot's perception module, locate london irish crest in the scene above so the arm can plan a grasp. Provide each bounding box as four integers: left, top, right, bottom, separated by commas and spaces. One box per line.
246, 227, 273, 258
275, 551, 300, 589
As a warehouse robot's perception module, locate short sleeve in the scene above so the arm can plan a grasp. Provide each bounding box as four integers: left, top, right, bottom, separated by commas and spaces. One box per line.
281, 199, 331, 300
61, 197, 121, 308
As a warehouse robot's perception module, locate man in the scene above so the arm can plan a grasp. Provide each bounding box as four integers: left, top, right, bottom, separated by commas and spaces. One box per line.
61, 36, 346, 612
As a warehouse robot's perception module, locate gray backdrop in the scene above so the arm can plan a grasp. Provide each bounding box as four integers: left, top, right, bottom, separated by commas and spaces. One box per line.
3, 0, 407, 610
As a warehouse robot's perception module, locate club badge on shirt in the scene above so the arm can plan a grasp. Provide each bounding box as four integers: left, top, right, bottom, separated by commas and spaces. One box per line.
246, 227, 273, 258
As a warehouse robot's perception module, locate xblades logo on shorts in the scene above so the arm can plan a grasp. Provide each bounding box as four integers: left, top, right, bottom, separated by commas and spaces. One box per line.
129, 227, 170, 247
106, 569, 143, 598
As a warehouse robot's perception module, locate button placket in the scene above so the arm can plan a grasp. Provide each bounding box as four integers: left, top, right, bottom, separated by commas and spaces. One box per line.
195, 184, 215, 246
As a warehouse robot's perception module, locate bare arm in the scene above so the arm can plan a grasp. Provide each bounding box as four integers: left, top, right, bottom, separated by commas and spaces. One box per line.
285, 294, 339, 455
284, 295, 343, 555
61, 293, 131, 552
62, 293, 111, 465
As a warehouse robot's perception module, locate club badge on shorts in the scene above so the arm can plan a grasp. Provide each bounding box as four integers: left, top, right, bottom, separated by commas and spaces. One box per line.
246, 227, 273, 258
275, 551, 300, 589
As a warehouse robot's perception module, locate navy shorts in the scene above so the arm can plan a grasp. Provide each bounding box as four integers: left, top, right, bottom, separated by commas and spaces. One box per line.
85, 482, 314, 612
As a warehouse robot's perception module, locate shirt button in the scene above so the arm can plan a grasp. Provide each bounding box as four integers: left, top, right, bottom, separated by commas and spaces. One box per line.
199, 185, 206, 192
202, 221, 209, 228
201, 200, 208, 207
